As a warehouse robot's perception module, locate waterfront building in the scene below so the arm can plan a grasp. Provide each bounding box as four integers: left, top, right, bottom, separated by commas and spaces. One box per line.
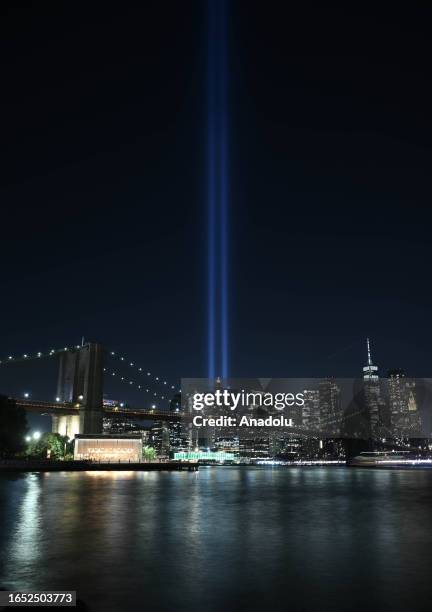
74, 434, 142, 462
271, 433, 302, 458
214, 435, 239, 453
174, 450, 235, 462
238, 433, 271, 461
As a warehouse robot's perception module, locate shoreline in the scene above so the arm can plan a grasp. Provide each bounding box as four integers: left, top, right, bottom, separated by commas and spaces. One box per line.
0, 459, 199, 472
2, 460, 432, 472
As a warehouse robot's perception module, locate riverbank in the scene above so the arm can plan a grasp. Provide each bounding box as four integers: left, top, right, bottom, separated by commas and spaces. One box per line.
0, 459, 199, 472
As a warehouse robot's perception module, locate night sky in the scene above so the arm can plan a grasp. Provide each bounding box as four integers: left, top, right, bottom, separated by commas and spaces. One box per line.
1, 2, 432, 413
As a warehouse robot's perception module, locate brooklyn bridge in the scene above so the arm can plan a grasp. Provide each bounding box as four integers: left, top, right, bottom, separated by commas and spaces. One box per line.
0, 342, 181, 437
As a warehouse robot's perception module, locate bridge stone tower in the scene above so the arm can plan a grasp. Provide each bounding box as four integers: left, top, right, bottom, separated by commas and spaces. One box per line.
52, 342, 104, 437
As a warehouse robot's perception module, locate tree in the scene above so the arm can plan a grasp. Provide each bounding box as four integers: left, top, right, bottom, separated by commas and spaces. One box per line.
0, 394, 28, 458
26, 432, 69, 459
143, 445, 156, 461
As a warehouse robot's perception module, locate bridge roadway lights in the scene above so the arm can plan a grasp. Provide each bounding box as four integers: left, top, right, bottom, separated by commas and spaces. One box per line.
16, 399, 182, 421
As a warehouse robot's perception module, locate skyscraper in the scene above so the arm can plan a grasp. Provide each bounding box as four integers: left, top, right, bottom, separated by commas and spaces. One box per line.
362, 338, 386, 437
302, 388, 320, 432
168, 392, 189, 455
388, 369, 421, 436
150, 421, 170, 458
388, 369, 408, 432
319, 379, 342, 436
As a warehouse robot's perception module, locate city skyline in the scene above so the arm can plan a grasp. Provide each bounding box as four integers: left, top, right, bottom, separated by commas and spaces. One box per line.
2, 336, 429, 459
2, 5, 432, 611
0, 336, 428, 419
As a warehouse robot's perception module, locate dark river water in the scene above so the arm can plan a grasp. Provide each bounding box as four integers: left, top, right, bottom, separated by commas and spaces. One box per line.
1, 467, 432, 612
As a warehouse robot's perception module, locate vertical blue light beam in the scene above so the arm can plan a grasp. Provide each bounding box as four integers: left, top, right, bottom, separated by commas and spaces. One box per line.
207, 0, 229, 380
207, 0, 217, 380
219, 0, 229, 379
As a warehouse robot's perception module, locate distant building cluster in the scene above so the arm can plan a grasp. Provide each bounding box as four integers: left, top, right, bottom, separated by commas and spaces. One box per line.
297, 340, 423, 441
102, 339, 427, 462
102, 392, 189, 459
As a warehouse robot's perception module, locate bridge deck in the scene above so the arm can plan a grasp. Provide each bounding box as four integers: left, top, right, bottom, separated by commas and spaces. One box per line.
15, 399, 182, 421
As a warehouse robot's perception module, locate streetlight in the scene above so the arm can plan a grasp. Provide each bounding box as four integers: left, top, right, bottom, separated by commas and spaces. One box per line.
33, 431, 41, 441
56, 397, 61, 402
24, 392, 30, 398
25, 436, 31, 442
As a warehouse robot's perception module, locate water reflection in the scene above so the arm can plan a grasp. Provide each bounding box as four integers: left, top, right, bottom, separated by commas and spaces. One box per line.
1, 468, 432, 612
83, 471, 135, 478
6, 474, 43, 588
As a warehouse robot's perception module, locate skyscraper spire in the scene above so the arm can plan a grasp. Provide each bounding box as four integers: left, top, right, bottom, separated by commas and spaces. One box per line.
363, 337, 378, 380
367, 337, 372, 366
362, 337, 383, 437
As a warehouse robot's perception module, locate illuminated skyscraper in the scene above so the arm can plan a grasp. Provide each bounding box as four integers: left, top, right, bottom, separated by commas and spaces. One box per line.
362, 338, 385, 437
302, 389, 320, 431
150, 421, 170, 458
363, 338, 378, 381
388, 369, 420, 436
319, 379, 342, 436
168, 393, 189, 454
388, 369, 408, 432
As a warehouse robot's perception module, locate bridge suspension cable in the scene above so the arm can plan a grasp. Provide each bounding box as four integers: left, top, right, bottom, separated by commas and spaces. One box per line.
106, 350, 180, 392
0, 344, 181, 406
103, 365, 180, 405
0, 346, 80, 366
0, 347, 179, 387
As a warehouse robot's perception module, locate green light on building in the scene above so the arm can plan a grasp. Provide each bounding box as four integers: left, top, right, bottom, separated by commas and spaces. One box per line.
174, 451, 235, 462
